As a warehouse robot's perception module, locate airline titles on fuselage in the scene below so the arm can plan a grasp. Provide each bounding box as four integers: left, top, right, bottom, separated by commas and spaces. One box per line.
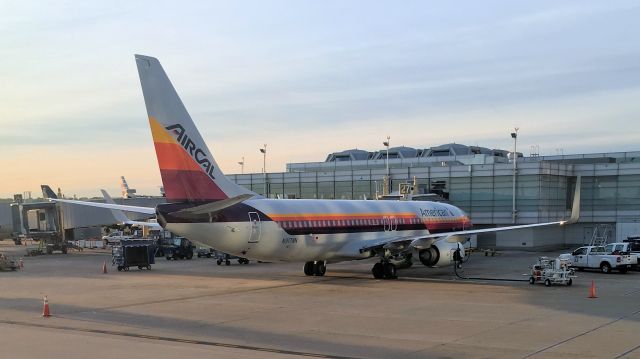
418, 208, 454, 218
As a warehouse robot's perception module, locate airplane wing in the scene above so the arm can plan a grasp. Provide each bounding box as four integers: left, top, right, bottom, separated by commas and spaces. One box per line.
360, 176, 581, 253
101, 189, 161, 228
49, 198, 156, 215
101, 189, 132, 223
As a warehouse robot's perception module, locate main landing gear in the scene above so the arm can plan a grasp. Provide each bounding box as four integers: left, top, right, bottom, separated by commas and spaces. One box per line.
371, 261, 397, 280
304, 261, 326, 276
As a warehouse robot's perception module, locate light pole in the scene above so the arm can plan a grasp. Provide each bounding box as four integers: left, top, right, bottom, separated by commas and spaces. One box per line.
238, 156, 244, 174
260, 144, 267, 196
511, 128, 519, 224
383, 136, 390, 195
260, 144, 267, 173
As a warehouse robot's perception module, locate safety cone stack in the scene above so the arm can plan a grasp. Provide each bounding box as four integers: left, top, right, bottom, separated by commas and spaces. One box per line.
19, 258, 24, 270
101, 260, 108, 274
588, 280, 597, 299
42, 296, 51, 317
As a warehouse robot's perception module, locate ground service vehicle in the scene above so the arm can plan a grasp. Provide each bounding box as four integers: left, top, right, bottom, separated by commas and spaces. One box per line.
102, 232, 132, 245
164, 237, 195, 260
623, 237, 640, 269
605, 242, 639, 269
197, 248, 215, 258
528, 256, 576, 286
562, 245, 634, 273
0, 254, 17, 271
215, 251, 249, 265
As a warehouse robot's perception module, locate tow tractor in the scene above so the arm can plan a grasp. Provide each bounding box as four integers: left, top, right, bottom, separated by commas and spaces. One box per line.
528, 256, 576, 286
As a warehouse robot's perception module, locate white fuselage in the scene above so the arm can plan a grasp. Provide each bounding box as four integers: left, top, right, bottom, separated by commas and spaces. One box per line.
163, 198, 471, 263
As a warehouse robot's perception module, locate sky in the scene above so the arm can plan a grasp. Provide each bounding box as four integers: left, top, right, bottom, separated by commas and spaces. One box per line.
1, 1, 639, 198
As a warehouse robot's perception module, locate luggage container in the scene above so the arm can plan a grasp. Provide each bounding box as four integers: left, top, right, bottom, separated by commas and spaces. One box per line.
112, 239, 156, 271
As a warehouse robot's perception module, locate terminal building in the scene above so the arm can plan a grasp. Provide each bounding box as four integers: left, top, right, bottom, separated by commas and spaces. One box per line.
2, 143, 639, 250
226, 143, 640, 249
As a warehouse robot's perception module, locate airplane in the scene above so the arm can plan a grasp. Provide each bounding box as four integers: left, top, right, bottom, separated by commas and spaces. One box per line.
50, 55, 581, 279
101, 189, 161, 229
41, 185, 59, 199
120, 176, 138, 198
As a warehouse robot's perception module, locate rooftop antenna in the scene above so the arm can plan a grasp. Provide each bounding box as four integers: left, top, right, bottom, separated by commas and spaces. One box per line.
530, 145, 540, 158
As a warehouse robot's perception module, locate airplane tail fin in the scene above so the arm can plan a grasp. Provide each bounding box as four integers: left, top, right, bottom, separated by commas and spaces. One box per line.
134, 55, 256, 202
41, 185, 57, 199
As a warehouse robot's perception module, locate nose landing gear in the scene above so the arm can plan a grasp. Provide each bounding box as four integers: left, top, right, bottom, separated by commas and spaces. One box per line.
304, 261, 326, 276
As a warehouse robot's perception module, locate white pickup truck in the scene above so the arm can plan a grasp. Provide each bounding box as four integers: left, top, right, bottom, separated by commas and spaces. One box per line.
101, 232, 132, 245
561, 245, 635, 274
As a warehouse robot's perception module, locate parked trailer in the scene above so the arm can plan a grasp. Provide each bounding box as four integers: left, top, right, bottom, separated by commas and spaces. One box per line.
214, 251, 249, 265
112, 239, 156, 271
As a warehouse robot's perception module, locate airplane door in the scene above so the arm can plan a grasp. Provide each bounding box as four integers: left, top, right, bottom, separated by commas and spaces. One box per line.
248, 212, 261, 243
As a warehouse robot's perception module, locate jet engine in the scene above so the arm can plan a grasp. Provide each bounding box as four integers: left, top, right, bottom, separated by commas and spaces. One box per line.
417, 237, 465, 267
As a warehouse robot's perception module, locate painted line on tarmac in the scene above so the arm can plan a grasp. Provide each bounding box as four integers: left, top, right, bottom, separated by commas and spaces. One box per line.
74, 277, 344, 314
521, 308, 640, 359
614, 343, 640, 359
0, 319, 359, 359
623, 287, 640, 296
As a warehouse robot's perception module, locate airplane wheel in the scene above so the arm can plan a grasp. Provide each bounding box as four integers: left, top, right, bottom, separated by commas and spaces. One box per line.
372, 262, 384, 279
303, 262, 314, 276
314, 261, 326, 276
383, 263, 397, 279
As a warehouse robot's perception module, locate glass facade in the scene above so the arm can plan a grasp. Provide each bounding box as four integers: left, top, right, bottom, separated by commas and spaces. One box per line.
229, 161, 640, 225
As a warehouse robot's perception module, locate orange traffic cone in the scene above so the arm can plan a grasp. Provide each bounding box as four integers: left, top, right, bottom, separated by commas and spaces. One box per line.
42, 296, 51, 317
101, 260, 108, 274
588, 280, 597, 298
19, 258, 24, 270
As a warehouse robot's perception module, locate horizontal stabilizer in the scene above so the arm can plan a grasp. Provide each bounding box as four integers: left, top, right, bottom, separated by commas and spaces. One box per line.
170, 194, 254, 215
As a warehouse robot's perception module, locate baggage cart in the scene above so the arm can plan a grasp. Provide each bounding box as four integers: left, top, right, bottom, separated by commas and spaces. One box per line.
214, 250, 249, 265
112, 239, 156, 271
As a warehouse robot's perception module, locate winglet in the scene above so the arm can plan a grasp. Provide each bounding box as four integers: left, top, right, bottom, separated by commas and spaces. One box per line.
562, 175, 581, 225
101, 189, 131, 224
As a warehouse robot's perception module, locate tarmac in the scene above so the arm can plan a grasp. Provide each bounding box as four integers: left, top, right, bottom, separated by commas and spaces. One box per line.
1, 239, 639, 359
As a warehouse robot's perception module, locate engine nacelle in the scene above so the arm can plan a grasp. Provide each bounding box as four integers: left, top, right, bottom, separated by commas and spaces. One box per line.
417, 239, 465, 268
